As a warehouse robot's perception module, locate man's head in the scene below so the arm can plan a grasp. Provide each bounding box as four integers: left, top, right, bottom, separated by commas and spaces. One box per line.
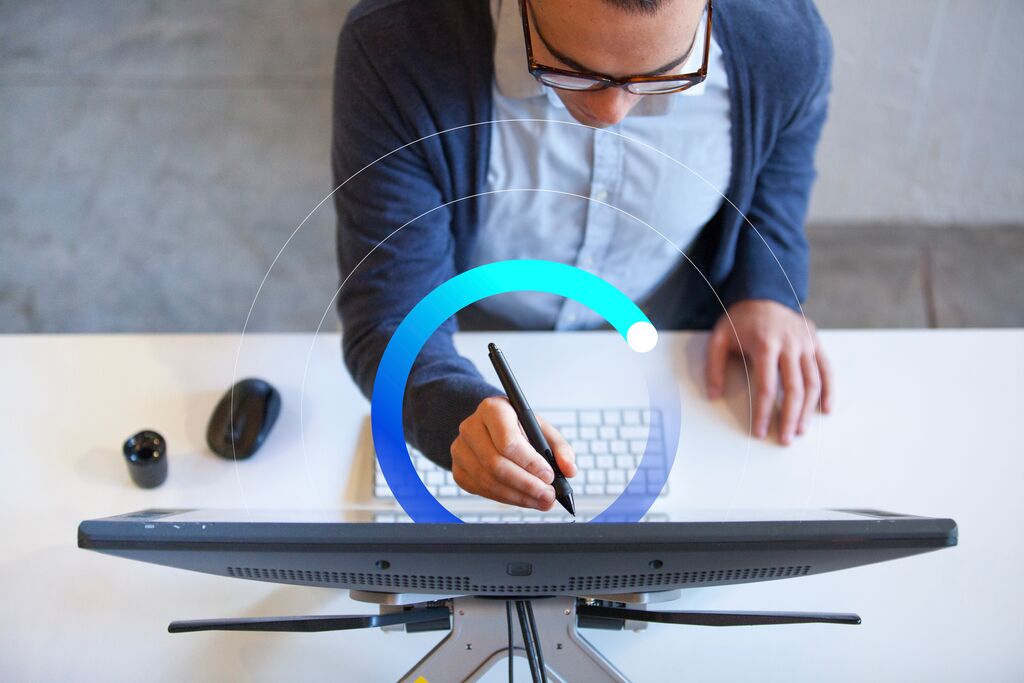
526, 0, 706, 127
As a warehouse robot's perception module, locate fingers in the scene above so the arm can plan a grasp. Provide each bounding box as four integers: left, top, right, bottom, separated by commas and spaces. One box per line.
798, 351, 822, 435
705, 322, 730, 399
479, 398, 554, 483
777, 350, 803, 445
538, 415, 576, 477
816, 342, 834, 414
451, 442, 554, 510
714, 301, 833, 444
452, 430, 555, 509
450, 397, 573, 510
752, 344, 780, 438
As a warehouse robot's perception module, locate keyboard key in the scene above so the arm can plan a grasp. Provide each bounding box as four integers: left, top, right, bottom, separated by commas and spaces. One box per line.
615, 454, 633, 469
640, 454, 666, 470
610, 440, 628, 454
608, 469, 626, 484
579, 426, 598, 439
602, 410, 622, 425
584, 484, 604, 495
579, 411, 602, 425
578, 455, 595, 469
570, 440, 589, 455
607, 482, 626, 495
596, 455, 614, 469
544, 410, 578, 426
623, 410, 641, 425
587, 469, 607, 484
590, 441, 609, 454
629, 440, 647, 454
619, 426, 649, 440
599, 426, 617, 440
561, 426, 578, 440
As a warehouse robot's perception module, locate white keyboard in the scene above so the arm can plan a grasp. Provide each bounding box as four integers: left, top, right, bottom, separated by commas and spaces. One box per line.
373, 407, 668, 501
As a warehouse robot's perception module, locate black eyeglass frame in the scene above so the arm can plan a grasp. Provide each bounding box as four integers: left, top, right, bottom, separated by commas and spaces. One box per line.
518, 0, 713, 95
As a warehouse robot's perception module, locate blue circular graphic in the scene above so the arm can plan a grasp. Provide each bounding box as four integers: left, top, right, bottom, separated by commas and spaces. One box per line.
371, 259, 680, 523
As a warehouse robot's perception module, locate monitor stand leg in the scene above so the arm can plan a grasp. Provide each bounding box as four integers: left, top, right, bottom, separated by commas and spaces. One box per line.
168, 590, 857, 681
398, 596, 629, 683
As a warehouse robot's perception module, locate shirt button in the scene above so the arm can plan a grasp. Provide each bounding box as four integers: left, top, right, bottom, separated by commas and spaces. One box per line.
593, 189, 608, 203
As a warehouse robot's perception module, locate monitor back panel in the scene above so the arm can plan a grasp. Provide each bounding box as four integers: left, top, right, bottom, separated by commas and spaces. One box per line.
78, 509, 957, 597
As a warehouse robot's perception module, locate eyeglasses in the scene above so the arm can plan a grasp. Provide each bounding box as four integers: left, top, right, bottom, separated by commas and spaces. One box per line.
518, 0, 712, 95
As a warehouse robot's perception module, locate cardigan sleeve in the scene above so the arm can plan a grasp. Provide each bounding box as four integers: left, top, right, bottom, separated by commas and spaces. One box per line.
721, 22, 833, 312
332, 15, 501, 469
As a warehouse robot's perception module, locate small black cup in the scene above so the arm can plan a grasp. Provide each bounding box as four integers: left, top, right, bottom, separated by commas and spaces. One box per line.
123, 430, 168, 488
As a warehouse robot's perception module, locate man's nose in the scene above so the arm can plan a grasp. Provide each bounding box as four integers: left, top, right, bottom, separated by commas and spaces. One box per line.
586, 88, 639, 126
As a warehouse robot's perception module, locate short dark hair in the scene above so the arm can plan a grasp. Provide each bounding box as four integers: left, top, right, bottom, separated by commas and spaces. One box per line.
601, 0, 666, 15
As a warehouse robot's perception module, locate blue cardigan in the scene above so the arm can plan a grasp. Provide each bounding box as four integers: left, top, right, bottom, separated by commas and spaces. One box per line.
332, 0, 832, 467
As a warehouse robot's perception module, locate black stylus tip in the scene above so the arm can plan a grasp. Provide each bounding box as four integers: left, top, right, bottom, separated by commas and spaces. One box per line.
557, 492, 576, 517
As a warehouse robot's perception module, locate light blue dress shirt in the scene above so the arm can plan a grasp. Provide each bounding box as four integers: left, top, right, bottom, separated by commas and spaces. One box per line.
470, 0, 732, 330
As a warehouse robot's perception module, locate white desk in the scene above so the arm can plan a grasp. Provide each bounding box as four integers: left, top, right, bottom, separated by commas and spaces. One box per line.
1, 330, 1022, 681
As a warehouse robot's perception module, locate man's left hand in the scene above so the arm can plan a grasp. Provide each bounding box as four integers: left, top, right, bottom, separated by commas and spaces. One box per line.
705, 299, 833, 445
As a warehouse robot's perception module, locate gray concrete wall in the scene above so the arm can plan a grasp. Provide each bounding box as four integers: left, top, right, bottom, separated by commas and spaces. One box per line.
811, 0, 1023, 226
1, 1, 1021, 333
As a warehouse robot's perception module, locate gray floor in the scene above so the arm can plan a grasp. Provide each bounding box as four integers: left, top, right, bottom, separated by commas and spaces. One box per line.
806, 225, 1024, 329
2, 1, 1022, 333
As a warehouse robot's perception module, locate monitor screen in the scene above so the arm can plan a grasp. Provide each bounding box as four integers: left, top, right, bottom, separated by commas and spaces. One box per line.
78, 508, 957, 597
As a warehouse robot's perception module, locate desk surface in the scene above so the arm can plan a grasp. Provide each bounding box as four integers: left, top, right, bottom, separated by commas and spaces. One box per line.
1, 330, 1022, 681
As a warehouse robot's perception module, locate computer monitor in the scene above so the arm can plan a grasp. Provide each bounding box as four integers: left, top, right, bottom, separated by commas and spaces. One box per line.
78, 508, 957, 597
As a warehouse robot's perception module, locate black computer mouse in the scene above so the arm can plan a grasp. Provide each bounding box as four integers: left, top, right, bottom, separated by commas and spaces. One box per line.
206, 378, 281, 459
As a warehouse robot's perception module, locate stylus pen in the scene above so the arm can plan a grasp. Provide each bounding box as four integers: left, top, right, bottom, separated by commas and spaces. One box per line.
487, 343, 576, 516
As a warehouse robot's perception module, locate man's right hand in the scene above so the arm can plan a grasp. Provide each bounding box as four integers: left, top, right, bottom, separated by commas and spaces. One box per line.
450, 396, 577, 511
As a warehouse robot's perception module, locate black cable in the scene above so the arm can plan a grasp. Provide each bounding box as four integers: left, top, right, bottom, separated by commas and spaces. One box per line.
515, 600, 543, 683
524, 601, 547, 683
506, 600, 514, 683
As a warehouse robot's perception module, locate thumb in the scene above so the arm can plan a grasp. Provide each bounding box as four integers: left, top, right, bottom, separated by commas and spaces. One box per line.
705, 322, 730, 399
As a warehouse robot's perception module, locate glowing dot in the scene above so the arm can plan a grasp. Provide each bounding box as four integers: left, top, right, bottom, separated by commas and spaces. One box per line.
626, 321, 658, 353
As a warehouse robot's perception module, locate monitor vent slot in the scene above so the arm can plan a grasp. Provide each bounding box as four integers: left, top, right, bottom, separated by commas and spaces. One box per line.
225, 564, 811, 595
468, 584, 569, 594
227, 567, 470, 592
568, 565, 811, 591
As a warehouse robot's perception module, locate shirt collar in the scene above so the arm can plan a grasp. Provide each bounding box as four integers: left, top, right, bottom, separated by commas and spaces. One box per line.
491, 0, 711, 118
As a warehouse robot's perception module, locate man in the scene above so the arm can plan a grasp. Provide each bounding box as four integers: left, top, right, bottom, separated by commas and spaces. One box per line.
333, 0, 833, 512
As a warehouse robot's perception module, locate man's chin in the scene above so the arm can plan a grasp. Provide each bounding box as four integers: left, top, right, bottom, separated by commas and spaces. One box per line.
568, 109, 611, 129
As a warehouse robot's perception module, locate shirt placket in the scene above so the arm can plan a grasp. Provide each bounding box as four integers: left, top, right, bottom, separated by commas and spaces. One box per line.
555, 127, 623, 330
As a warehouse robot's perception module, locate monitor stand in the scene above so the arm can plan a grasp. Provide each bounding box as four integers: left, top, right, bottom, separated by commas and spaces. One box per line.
169, 590, 860, 683
353, 589, 678, 682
